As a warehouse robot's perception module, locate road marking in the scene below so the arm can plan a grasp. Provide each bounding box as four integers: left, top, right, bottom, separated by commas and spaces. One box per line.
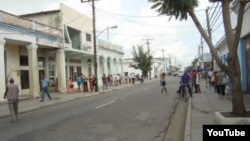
95, 101, 115, 109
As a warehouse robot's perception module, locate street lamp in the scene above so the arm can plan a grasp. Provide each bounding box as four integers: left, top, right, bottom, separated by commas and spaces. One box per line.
96, 25, 118, 41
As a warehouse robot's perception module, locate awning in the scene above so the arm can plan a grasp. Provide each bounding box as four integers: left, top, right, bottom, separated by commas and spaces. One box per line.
64, 48, 93, 58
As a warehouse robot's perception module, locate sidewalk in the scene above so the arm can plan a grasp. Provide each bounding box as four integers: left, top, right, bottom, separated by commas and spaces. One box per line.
0, 80, 148, 119
185, 80, 250, 141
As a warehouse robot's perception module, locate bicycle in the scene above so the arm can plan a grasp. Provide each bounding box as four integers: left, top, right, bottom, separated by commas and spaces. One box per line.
181, 84, 188, 102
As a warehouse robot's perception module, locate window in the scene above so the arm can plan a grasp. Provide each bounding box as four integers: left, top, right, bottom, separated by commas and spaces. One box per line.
20, 56, 28, 66
20, 70, 29, 89
69, 66, 81, 81
77, 66, 82, 77
86, 33, 91, 42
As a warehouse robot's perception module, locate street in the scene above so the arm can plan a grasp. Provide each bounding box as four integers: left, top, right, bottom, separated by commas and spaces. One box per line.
0, 77, 185, 141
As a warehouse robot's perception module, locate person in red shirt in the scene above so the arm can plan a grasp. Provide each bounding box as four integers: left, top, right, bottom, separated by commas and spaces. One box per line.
190, 70, 197, 93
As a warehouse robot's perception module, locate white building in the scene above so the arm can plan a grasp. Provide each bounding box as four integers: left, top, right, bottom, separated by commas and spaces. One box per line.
0, 10, 64, 100
0, 3, 124, 101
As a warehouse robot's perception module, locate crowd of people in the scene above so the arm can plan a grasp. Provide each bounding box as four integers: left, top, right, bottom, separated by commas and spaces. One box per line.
173, 68, 228, 99
67, 73, 141, 93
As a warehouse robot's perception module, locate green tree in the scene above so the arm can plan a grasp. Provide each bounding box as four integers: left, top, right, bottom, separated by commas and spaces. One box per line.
149, 0, 248, 115
130, 45, 153, 77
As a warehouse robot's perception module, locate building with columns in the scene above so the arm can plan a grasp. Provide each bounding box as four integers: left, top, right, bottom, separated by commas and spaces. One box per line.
0, 4, 124, 101
97, 39, 124, 77
20, 3, 124, 90
0, 10, 65, 101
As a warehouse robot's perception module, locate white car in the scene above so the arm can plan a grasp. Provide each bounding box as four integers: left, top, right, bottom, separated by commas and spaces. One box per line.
178, 71, 184, 77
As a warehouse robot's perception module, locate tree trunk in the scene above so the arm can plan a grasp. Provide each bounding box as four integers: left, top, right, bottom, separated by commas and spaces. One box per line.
227, 56, 246, 115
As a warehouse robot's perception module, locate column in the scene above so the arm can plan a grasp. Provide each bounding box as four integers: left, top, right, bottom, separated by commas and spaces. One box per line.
26, 43, 40, 98
115, 60, 118, 74
121, 60, 124, 76
110, 58, 114, 75
56, 49, 67, 93
103, 58, 108, 75
0, 39, 6, 101
96, 56, 101, 88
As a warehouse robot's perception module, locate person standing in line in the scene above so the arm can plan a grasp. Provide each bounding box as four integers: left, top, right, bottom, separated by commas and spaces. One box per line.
40, 75, 52, 102
113, 74, 117, 86
82, 74, 88, 92
110, 75, 113, 86
102, 74, 108, 90
116, 74, 120, 86
107, 74, 111, 87
92, 74, 97, 92
89, 74, 93, 92
68, 77, 74, 93
216, 70, 226, 99
160, 73, 167, 95
4, 78, 19, 122
77, 75, 82, 92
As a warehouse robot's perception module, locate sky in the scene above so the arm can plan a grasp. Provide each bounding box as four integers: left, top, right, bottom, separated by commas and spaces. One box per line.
0, 0, 225, 69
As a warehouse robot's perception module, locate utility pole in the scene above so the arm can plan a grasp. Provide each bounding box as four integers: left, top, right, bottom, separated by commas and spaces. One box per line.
142, 38, 153, 80
169, 54, 171, 74
206, 7, 213, 70
81, 0, 98, 92
161, 49, 165, 73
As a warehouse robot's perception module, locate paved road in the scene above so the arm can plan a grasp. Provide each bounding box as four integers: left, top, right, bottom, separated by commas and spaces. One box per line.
0, 77, 182, 141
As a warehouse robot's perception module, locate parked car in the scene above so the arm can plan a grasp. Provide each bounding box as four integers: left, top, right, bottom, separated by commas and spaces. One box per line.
178, 71, 184, 77
173, 71, 178, 77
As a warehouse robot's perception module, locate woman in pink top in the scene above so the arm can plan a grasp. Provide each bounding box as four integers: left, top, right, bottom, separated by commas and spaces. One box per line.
68, 77, 74, 93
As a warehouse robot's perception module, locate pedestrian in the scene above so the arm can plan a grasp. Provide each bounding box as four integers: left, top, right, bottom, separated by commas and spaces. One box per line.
102, 74, 108, 90
195, 70, 201, 93
160, 73, 167, 95
82, 74, 88, 92
208, 68, 214, 88
216, 70, 226, 99
4, 78, 19, 122
68, 77, 74, 93
110, 75, 113, 86
40, 75, 52, 102
89, 74, 94, 92
92, 74, 97, 92
180, 71, 193, 97
77, 75, 82, 92
211, 71, 217, 92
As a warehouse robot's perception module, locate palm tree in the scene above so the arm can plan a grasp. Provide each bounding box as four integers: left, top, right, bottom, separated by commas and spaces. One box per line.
130, 45, 153, 78
149, 0, 248, 115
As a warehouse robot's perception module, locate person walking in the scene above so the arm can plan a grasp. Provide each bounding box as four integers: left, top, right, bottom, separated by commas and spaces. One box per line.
160, 73, 167, 95
4, 78, 19, 122
40, 75, 52, 102
216, 70, 226, 99
68, 77, 74, 93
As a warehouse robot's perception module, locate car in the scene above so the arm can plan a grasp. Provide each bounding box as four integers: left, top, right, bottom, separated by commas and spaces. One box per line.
173, 71, 178, 77
178, 71, 184, 77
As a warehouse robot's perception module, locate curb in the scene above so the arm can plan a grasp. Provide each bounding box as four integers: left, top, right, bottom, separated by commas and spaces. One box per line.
184, 97, 192, 141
